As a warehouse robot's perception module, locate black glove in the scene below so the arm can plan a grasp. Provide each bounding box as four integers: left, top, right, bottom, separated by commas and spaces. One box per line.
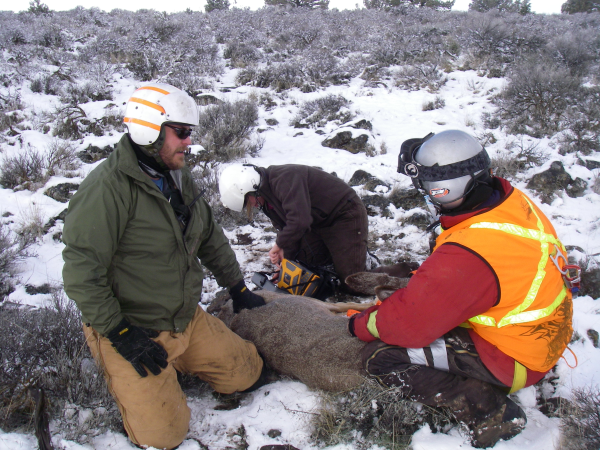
229, 280, 266, 313
106, 319, 168, 377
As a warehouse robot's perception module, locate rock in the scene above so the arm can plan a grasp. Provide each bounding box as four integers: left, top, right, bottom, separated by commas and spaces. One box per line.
526, 161, 573, 204
388, 188, 423, 210
580, 268, 600, 300
267, 429, 282, 439
364, 178, 390, 192
78, 144, 113, 163
25, 283, 53, 295
349, 170, 387, 191
349, 119, 373, 131
236, 233, 254, 245
265, 118, 279, 126
361, 194, 390, 209
43, 208, 68, 234
293, 132, 303, 137
587, 329, 599, 348
361, 194, 390, 216
315, 129, 326, 135
566, 177, 587, 198
44, 183, 79, 203
404, 212, 429, 229
361, 188, 423, 216
260, 446, 300, 450
538, 397, 573, 418
322, 131, 369, 154
56, 208, 68, 222
349, 169, 374, 186
584, 159, 600, 170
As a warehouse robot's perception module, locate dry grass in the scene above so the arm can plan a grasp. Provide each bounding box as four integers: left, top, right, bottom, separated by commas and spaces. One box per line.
490, 137, 548, 180
312, 377, 453, 450
558, 388, 600, 450
0, 291, 119, 442
0, 222, 29, 301
592, 171, 600, 195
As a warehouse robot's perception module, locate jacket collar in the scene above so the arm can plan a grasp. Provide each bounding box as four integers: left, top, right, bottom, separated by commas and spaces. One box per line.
116, 134, 183, 191
440, 177, 513, 229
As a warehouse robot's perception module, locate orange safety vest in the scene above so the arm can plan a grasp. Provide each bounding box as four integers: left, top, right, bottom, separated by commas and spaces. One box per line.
434, 187, 573, 374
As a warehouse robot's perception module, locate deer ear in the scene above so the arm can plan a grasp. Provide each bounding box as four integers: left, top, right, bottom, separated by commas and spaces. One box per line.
375, 285, 405, 301
345, 272, 408, 296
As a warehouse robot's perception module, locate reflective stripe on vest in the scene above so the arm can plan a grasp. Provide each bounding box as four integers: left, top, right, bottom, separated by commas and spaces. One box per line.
466, 195, 568, 328
509, 361, 528, 394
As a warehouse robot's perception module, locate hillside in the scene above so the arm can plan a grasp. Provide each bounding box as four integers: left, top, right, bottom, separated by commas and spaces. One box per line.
1, 5, 600, 450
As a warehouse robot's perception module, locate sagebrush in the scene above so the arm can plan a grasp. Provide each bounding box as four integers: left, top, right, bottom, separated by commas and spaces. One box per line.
313, 378, 453, 449
0, 291, 119, 441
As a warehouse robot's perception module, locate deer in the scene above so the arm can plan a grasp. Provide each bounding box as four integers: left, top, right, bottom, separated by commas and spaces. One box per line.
215, 273, 409, 392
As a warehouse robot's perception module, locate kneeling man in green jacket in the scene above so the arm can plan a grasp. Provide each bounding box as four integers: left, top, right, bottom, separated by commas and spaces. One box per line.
62, 83, 266, 450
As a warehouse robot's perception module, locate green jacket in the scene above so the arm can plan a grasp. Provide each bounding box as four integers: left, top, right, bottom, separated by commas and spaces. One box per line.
62, 135, 242, 335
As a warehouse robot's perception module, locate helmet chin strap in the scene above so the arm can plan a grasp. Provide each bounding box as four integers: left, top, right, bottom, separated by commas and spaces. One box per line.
140, 127, 169, 171
439, 177, 495, 215
425, 168, 494, 211
129, 133, 169, 175
423, 194, 442, 223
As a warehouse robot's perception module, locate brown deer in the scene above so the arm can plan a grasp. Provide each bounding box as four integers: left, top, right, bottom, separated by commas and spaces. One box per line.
217, 274, 409, 392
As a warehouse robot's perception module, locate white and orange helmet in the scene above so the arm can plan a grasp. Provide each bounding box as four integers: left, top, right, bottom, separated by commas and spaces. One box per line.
123, 83, 199, 155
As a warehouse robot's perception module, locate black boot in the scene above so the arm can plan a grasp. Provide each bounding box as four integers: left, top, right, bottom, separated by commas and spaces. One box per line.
240, 361, 279, 393
364, 356, 526, 449
436, 378, 527, 448
468, 396, 527, 448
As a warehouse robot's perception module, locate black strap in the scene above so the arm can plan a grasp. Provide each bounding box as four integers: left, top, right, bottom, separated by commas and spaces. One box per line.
162, 173, 191, 231
412, 150, 491, 182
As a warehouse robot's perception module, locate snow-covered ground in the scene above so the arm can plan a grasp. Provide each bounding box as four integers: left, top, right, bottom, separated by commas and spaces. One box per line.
1, 64, 599, 449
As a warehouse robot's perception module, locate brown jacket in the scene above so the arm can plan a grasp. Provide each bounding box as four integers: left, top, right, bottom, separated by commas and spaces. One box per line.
255, 165, 358, 259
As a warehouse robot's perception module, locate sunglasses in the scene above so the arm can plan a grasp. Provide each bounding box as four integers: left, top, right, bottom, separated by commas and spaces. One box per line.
165, 124, 193, 140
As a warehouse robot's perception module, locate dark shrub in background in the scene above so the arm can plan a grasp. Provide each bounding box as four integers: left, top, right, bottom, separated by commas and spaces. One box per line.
292, 94, 354, 128
195, 99, 260, 162
494, 60, 581, 137
0, 292, 117, 439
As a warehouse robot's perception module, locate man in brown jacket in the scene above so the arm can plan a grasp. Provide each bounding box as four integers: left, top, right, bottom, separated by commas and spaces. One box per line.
219, 164, 369, 288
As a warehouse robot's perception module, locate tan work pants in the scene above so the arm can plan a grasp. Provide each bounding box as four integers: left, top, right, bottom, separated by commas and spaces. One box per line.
84, 306, 263, 450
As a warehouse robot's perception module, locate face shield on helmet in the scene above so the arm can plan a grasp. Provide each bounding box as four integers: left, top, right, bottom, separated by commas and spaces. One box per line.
219, 164, 261, 212
398, 130, 490, 209
123, 83, 199, 160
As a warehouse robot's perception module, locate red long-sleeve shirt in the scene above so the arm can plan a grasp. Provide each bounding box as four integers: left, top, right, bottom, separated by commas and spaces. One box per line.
353, 179, 547, 387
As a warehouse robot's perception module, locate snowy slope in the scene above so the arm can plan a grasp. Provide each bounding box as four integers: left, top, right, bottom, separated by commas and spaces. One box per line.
1, 64, 599, 450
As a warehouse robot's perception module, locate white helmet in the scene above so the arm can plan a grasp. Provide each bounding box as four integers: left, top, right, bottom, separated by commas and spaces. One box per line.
123, 83, 199, 152
219, 164, 261, 212
398, 130, 490, 208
